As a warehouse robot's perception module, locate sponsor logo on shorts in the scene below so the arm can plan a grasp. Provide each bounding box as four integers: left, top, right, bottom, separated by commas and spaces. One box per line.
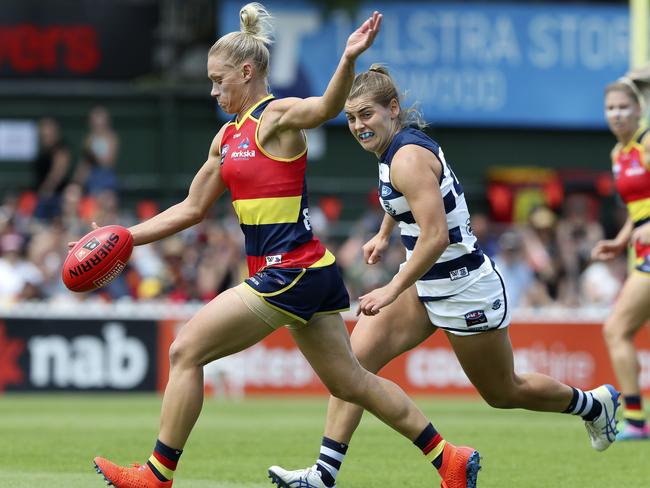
464, 310, 488, 327
492, 299, 502, 310
266, 255, 282, 266
449, 267, 469, 281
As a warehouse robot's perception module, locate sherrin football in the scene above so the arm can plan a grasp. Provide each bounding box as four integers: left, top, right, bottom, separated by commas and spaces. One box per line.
62, 225, 134, 292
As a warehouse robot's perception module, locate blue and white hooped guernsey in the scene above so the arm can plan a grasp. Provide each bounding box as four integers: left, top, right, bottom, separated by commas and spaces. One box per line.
378, 127, 492, 300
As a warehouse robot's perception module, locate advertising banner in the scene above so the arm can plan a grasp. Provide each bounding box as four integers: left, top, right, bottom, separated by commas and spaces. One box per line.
161, 320, 650, 396
2, 315, 647, 395
0, 0, 158, 79
0, 318, 158, 392
220, 1, 629, 128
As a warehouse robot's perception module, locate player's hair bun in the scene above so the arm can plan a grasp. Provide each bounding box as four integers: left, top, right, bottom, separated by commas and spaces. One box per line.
239, 2, 274, 45
369, 64, 390, 76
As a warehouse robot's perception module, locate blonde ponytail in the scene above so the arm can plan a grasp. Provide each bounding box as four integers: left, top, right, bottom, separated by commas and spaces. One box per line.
239, 2, 274, 46
209, 2, 274, 79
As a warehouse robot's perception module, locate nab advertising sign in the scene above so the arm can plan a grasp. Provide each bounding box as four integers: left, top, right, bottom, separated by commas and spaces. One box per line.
0, 319, 157, 392
220, 1, 629, 128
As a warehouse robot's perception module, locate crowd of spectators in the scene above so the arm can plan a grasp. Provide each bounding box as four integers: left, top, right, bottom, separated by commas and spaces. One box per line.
0, 110, 631, 310
0, 188, 629, 310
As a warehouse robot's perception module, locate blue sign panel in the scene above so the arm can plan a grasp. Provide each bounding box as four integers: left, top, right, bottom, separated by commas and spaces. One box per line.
219, 2, 630, 128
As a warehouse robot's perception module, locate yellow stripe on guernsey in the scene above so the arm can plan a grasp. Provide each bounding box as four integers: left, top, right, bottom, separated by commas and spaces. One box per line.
628, 197, 650, 223
425, 440, 447, 463
309, 248, 336, 268
148, 456, 174, 480
233, 196, 302, 225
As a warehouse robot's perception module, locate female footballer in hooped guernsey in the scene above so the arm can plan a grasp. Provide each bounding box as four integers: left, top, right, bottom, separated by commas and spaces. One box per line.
267, 65, 621, 488
92, 4, 480, 488
591, 77, 650, 441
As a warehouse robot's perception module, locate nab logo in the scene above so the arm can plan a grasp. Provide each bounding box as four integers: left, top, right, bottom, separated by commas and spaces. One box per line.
75, 237, 100, 262
28, 323, 148, 389
238, 137, 250, 149
0, 322, 25, 391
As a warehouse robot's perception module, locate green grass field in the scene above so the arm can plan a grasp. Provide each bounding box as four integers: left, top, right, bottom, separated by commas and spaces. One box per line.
0, 394, 646, 488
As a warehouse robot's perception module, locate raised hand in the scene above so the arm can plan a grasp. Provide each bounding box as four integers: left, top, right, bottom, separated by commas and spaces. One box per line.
343, 11, 382, 61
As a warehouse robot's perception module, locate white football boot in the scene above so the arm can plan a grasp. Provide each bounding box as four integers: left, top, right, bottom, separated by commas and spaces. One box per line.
268, 465, 331, 488
584, 384, 620, 451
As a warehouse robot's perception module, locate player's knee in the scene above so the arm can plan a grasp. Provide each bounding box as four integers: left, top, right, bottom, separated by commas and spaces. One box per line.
353, 348, 377, 372
327, 382, 360, 403
603, 320, 630, 344
325, 373, 368, 403
168, 338, 197, 368
351, 339, 388, 374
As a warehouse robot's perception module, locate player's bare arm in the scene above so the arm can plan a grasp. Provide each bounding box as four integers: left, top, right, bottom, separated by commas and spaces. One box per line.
358, 145, 448, 315
265, 11, 382, 133
385, 145, 449, 296
128, 128, 228, 246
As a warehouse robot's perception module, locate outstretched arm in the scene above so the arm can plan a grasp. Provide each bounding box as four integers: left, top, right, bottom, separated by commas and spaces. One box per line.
270, 11, 382, 130
128, 129, 227, 246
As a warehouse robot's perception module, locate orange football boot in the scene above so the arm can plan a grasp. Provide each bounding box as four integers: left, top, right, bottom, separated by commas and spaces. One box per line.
94, 457, 172, 488
438, 443, 481, 488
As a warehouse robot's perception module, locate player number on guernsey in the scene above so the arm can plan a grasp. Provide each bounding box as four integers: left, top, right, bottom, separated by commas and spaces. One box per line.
303, 208, 312, 231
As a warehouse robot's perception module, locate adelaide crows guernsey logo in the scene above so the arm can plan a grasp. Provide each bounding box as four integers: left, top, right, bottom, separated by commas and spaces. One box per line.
220, 144, 230, 165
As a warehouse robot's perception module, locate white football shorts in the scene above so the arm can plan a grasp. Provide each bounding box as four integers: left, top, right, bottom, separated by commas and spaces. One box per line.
421, 263, 511, 336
